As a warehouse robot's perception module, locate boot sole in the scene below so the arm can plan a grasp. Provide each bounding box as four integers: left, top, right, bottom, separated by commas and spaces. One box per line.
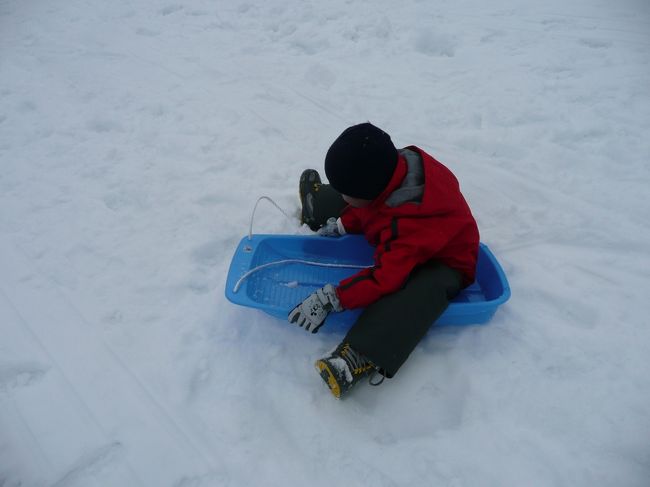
315, 360, 342, 399
299, 170, 321, 226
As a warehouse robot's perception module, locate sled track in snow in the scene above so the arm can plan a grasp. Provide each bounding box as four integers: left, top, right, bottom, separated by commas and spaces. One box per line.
0, 238, 223, 486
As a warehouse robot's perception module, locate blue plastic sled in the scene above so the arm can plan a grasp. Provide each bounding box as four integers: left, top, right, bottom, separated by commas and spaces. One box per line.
225, 234, 510, 330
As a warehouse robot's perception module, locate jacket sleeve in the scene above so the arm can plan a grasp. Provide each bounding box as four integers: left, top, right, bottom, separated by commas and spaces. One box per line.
335, 211, 472, 309
336, 240, 419, 309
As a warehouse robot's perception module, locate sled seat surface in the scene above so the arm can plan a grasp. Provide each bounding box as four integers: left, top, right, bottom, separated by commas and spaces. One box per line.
225, 234, 510, 329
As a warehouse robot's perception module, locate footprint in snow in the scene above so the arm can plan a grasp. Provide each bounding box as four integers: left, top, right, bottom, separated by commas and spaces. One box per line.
159, 5, 183, 16
414, 30, 458, 57
136, 27, 160, 37
0, 362, 48, 392
579, 38, 613, 49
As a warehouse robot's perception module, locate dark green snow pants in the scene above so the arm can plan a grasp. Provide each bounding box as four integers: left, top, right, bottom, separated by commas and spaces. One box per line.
311, 184, 463, 377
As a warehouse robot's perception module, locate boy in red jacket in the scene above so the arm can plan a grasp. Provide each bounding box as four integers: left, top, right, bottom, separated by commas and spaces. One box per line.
289, 122, 479, 398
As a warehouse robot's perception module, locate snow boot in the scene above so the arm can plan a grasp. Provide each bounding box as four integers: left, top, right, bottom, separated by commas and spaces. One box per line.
299, 169, 322, 231
315, 342, 378, 398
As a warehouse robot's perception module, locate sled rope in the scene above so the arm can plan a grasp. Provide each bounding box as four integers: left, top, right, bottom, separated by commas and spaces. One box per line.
233, 259, 371, 293
237, 195, 371, 293
248, 196, 296, 240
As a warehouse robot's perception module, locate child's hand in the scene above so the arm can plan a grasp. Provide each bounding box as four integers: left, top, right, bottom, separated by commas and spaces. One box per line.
317, 217, 341, 237
288, 284, 342, 333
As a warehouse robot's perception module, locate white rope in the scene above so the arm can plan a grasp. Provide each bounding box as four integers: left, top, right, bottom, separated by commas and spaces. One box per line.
248, 196, 296, 240
237, 195, 371, 294
233, 259, 371, 293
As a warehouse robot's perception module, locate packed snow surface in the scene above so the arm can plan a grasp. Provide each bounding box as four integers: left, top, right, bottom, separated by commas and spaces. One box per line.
1, 0, 649, 485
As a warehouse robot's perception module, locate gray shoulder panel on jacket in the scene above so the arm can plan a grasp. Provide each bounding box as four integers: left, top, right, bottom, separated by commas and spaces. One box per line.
385, 149, 425, 207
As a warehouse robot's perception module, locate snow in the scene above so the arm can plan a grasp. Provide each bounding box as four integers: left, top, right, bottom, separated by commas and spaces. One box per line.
1, 0, 649, 485
327, 356, 354, 385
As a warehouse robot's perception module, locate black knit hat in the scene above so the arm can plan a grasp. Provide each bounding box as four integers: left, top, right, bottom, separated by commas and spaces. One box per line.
325, 122, 398, 200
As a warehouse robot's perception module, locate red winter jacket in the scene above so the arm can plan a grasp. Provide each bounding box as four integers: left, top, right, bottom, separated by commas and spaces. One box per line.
336, 146, 479, 310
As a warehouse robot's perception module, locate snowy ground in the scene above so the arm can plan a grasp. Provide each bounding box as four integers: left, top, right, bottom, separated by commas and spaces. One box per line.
1, 0, 650, 485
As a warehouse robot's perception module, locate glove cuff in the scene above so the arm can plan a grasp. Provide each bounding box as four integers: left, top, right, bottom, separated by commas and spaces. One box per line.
323, 284, 343, 312
336, 218, 346, 235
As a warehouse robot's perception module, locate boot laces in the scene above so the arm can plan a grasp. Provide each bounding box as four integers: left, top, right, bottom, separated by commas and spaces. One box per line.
339, 344, 375, 377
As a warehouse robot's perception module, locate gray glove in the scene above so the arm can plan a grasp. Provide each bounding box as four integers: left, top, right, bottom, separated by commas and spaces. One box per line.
288, 284, 343, 333
317, 217, 341, 237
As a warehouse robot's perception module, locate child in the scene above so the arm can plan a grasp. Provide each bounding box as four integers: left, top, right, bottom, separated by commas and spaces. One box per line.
289, 122, 479, 398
